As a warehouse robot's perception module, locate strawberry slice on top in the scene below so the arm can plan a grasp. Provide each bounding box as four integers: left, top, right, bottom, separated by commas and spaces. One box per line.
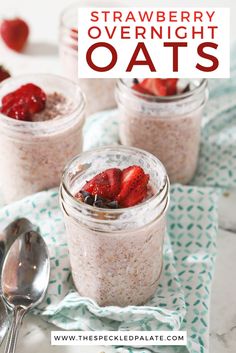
82, 168, 122, 200
162, 79, 178, 95
132, 78, 178, 97
115, 166, 149, 208
0, 83, 47, 121
132, 80, 152, 95
80, 165, 150, 208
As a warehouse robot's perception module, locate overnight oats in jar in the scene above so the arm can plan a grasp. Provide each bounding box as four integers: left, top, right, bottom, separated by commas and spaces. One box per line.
116, 78, 208, 184
0, 74, 85, 203
60, 146, 169, 307
59, 3, 117, 116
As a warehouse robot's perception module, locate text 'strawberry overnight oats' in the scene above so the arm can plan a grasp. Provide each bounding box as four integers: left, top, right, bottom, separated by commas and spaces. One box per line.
0, 74, 85, 203
116, 78, 208, 184
60, 146, 169, 307
59, 3, 117, 116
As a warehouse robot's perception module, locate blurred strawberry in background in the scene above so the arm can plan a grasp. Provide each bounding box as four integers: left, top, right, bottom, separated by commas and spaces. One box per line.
0, 65, 11, 82
0, 17, 29, 52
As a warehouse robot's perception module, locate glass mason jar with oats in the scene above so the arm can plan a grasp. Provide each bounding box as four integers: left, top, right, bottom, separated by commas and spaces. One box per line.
0, 74, 85, 203
116, 79, 208, 184
60, 146, 169, 307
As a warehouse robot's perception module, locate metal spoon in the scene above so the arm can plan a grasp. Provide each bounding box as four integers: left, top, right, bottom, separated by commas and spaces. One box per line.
0, 218, 37, 272
1, 230, 50, 353
0, 218, 36, 345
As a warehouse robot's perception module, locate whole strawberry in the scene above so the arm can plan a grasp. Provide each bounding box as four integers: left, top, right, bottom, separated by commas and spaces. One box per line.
0, 65, 11, 82
0, 18, 29, 52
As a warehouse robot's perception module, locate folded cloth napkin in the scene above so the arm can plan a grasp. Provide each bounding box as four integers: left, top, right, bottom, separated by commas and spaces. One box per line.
0, 185, 219, 353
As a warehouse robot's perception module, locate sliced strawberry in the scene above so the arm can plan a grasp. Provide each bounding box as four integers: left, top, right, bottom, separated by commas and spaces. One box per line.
1, 102, 31, 121
116, 165, 149, 207
82, 168, 122, 200
116, 165, 145, 199
132, 81, 152, 95
133, 78, 178, 97
141, 79, 167, 96
119, 174, 149, 207
80, 165, 150, 208
20, 83, 46, 114
0, 18, 29, 52
0, 65, 11, 83
164, 79, 178, 95
1, 83, 46, 121
106, 168, 122, 198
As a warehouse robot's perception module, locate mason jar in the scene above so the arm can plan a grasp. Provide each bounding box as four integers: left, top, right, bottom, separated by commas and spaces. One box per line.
59, 2, 117, 116
60, 146, 169, 307
0, 74, 85, 203
116, 79, 208, 184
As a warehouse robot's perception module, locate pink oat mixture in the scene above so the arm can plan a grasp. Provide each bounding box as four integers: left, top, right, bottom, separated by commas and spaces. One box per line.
33, 92, 75, 121
119, 111, 202, 184
65, 212, 166, 307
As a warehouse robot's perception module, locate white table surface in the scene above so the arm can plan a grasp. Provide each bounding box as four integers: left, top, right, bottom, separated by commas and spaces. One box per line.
0, 1, 236, 352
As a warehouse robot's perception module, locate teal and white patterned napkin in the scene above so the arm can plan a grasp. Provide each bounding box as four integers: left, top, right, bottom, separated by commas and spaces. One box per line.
0, 185, 219, 353
192, 76, 236, 188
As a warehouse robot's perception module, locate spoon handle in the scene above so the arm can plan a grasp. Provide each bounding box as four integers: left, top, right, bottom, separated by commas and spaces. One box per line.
4, 307, 26, 353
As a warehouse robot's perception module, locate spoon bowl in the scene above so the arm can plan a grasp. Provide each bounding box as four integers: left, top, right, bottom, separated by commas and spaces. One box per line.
0, 218, 37, 267
1, 230, 50, 353
0, 218, 37, 345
